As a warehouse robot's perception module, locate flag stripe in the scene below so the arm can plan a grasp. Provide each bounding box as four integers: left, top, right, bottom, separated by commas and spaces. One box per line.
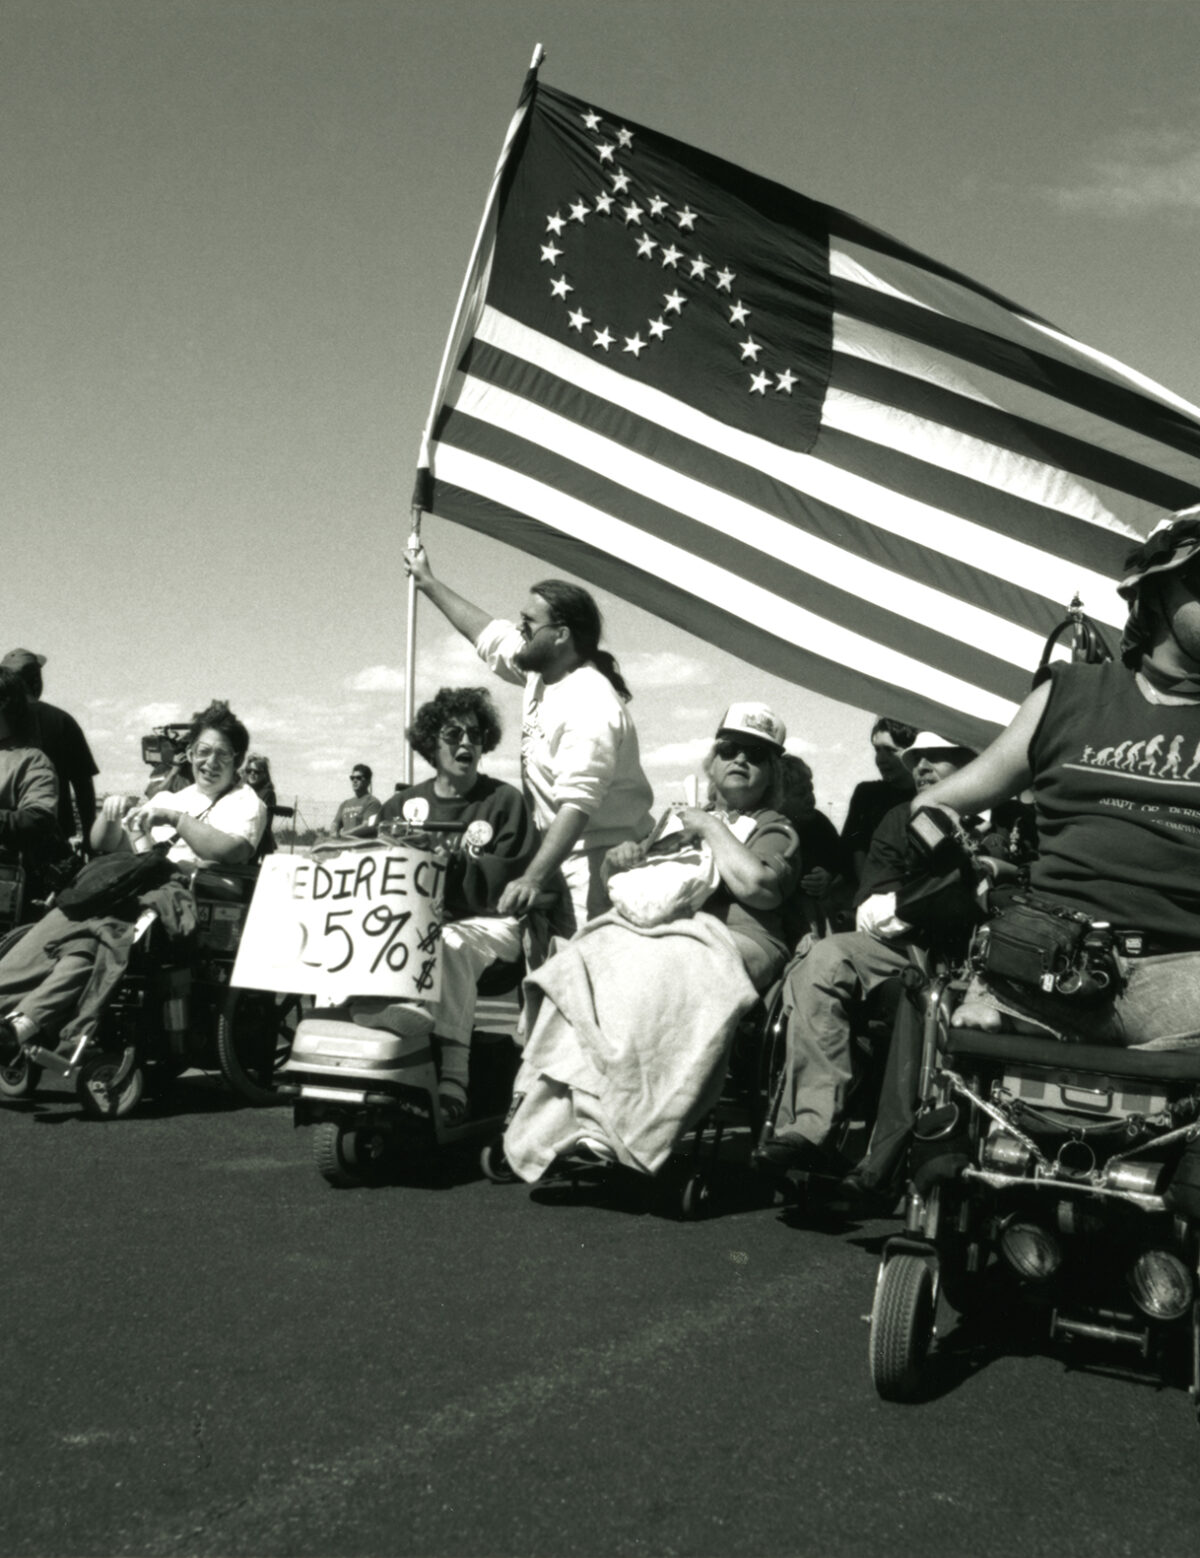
813, 421, 1131, 591
454, 339, 1124, 639
428, 448, 1024, 730
470, 310, 1131, 622
836, 279, 1200, 459
830, 352, 1199, 513
429, 477, 1016, 751
831, 240, 1200, 414
438, 391, 1040, 695
834, 315, 1200, 494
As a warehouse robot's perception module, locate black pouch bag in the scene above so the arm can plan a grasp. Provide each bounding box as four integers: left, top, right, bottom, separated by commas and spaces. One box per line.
975, 891, 1117, 1003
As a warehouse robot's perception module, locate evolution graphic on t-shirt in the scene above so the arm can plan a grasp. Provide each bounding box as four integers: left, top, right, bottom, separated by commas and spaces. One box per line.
1070, 733, 1200, 783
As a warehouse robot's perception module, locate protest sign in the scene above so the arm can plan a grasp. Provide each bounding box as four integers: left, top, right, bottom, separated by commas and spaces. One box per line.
231, 842, 446, 1001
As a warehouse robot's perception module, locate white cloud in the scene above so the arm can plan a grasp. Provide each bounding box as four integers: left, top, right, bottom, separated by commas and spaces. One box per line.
1043, 123, 1200, 217
345, 664, 406, 693
132, 701, 187, 729
642, 736, 714, 770
621, 649, 709, 689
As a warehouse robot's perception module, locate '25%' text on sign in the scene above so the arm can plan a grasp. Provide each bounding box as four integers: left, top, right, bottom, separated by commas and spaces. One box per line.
230, 843, 446, 1001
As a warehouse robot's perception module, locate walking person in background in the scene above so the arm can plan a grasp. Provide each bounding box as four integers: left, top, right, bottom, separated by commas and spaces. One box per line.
404, 543, 653, 944
2, 649, 99, 847
331, 763, 381, 839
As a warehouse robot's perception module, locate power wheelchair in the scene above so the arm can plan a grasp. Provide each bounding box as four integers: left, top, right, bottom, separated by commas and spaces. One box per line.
869, 885, 1200, 1422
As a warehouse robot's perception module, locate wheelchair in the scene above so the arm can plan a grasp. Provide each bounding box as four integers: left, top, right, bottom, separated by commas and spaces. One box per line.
0, 861, 302, 1117
868, 957, 1200, 1423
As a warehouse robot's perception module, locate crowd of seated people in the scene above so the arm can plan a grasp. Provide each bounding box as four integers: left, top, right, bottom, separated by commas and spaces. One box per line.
11, 503, 1200, 1157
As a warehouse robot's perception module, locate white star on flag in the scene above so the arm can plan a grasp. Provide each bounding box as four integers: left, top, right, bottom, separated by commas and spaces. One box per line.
593, 192, 614, 215
596, 142, 615, 163
567, 308, 590, 331
611, 170, 631, 193
729, 301, 750, 324
688, 256, 710, 279
739, 336, 761, 360
581, 109, 601, 130
540, 242, 563, 264
635, 234, 657, 258
622, 202, 644, 226
550, 275, 573, 299
569, 200, 590, 223
592, 326, 614, 351
648, 196, 669, 216
775, 368, 797, 394
545, 212, 566, 235
749, 371, 771, 394
616, 127, 634, 147
659, 245, 682, 268
715, 269, 735, 292
623, 334, 646, 357
676, 206, 697, 230
663, 290, 685, 314
647, 316, 671, 339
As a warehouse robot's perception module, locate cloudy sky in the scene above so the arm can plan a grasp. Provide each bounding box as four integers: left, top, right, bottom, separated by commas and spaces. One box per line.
6, 0, 1200, 827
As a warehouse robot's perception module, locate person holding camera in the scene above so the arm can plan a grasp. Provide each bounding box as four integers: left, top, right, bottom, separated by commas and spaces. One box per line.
758, 731, 976, 1178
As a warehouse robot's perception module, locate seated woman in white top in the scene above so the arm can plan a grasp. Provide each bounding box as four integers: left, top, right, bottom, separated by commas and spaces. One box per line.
91, 701, 266, 868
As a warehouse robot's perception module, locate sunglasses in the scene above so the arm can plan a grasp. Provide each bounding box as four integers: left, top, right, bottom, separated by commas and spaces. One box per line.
349, 772, 367, 781
440, 724, 483, 746
714, 737, 773, 764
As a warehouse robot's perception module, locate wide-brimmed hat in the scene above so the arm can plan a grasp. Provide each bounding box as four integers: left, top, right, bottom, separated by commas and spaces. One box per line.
900, 731, 976, 772
1118, 505, 1200, 600
715, 701, 786, 752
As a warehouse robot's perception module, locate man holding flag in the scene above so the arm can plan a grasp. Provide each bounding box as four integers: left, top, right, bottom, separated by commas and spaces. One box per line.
404, 542, 653, 943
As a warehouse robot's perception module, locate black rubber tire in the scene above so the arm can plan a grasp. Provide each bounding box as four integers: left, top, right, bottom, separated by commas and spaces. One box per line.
869, 1253, 936, 1401
480, 1137, 519, 1184
0, 1051, 40, 1101
312, 1120, 390, 1189
680, 1173, 713, 1221
217, 989, 303, 1106
77, 1057, 145, 1120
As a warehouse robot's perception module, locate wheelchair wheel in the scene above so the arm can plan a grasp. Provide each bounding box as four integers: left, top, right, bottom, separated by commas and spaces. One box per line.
869, 1253, 935, 1401
217, 989, 303, 1106
680, 1172, 713, 1221
78, 1056, 145, 1120
313, 1120, 390, 1189
0, 1050, 40, 1101
480, 1136, 519, 1184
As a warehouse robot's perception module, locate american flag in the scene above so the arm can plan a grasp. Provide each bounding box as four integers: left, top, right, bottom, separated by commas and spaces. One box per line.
415, 74, 1200, 749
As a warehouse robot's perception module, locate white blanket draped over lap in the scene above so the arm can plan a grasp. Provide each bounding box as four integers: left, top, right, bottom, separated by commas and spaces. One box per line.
504, 911, 760, 1181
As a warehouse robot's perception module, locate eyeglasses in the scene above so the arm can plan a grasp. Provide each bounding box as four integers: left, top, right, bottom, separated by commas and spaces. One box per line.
191, 743, 235, 766
440, 724, 483, 746
349, 772, 367, 781
714, 737, 773, 764
518, 618, 558, 642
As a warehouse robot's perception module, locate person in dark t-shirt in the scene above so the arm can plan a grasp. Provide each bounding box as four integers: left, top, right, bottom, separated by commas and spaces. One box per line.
1, 649, 98, 843
839, 716, 917, 888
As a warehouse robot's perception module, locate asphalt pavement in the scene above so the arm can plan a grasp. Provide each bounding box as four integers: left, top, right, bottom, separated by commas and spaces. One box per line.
3, 1075, 1200, 1558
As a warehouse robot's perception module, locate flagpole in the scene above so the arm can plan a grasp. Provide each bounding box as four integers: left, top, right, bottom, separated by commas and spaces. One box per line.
402, 42, 546, 786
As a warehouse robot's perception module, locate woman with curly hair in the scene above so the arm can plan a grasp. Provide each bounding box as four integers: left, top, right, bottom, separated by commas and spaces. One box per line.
359, 687, 536, 1123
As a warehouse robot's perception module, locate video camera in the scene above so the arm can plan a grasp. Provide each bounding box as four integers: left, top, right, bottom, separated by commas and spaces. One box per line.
140, 724, 192, 770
